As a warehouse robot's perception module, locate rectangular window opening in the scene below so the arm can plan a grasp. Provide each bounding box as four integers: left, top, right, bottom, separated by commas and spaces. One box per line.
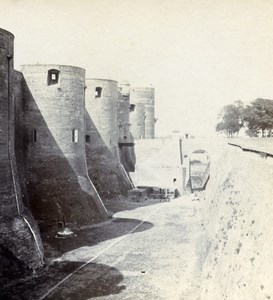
85, 135, 90, 144
95, 87, 102, 98
48, 69, 60, 85
72, 129, 79, 143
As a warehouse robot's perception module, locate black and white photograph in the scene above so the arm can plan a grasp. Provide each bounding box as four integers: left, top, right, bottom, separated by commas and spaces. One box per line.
1, 0, 273, 299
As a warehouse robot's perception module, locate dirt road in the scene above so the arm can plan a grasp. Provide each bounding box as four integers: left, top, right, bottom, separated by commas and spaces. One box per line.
36, 197, 203, 300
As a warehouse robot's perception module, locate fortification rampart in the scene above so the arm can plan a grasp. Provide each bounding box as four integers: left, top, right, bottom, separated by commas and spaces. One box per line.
200, 143, 273, 300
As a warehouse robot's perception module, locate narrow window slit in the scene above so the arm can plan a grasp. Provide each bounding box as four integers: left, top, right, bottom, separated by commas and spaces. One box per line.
72, 129, 79, 143
32, 129, 37, 142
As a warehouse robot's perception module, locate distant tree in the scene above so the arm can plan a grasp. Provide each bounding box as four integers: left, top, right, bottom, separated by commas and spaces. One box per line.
244, 98, 273, 137
216, 101, 244, 137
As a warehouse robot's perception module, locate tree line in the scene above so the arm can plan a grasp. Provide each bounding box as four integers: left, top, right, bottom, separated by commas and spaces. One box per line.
216, 98, 273, 137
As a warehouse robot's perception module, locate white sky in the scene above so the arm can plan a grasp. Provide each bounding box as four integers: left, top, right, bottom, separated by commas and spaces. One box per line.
1, 0, 273, 136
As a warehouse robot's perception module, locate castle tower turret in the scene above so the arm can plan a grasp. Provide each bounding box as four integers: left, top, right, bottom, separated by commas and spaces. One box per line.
117, 81, 136, 172
0, 29, 16, 213
21, 65, 108, 230
85, 78, 133, 201
118, 80, 132, 144
130, 87, 155, 139
85, 79, 119, 157
0, 29, 43, 275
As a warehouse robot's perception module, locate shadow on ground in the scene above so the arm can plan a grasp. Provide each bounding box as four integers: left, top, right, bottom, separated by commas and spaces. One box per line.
2, 206, 155, 298
43, 217, 153, 259
1, 261, 125, 300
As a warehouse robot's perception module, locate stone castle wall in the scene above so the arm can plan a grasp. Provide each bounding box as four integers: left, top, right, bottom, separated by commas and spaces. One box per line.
0, 27, 156, 278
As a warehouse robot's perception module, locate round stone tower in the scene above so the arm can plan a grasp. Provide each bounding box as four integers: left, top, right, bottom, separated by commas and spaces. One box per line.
130, 101, 146, 140
85, 78, 133, 201
85, 78, 119, 157
21, 65, 108, 230
0, 29, 14, 179
118, 80, 131, 144
0, 29, 44, 277
130, 86, 155, 139
118, 80, 130, 98
117, 81, 136, 172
